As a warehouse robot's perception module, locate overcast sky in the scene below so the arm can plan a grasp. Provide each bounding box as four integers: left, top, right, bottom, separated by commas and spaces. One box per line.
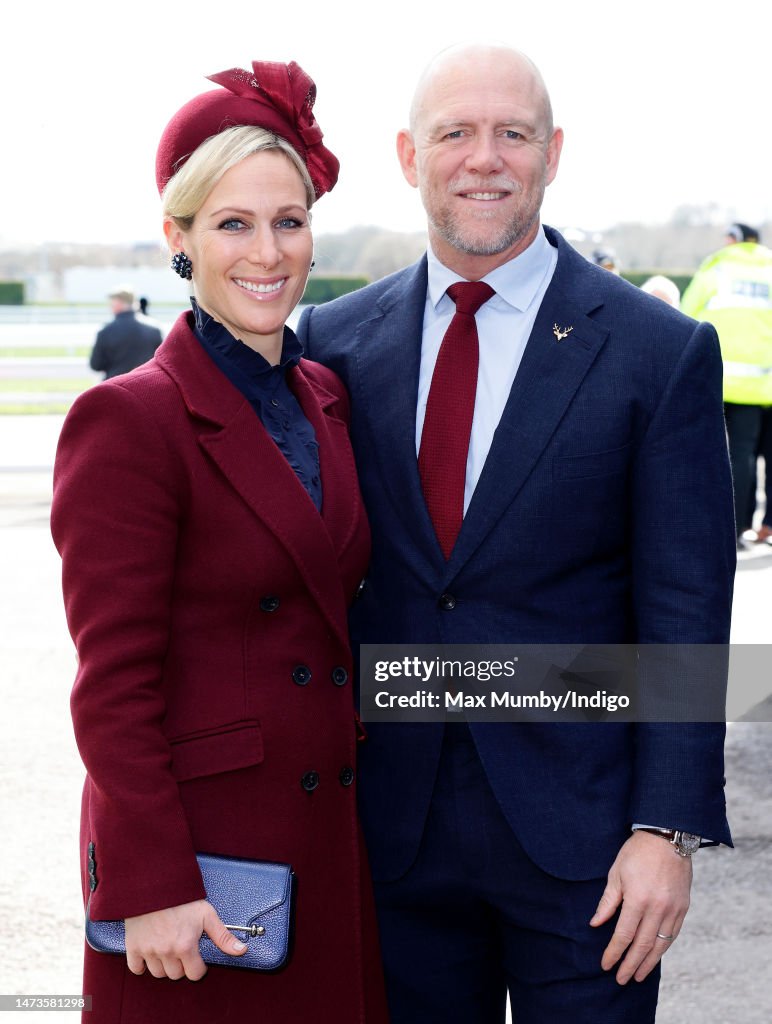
4, 0, 771, 248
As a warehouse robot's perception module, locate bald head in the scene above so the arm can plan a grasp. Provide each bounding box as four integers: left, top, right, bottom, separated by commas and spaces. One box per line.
409, 45, 554, 139
396, 43, 563, 277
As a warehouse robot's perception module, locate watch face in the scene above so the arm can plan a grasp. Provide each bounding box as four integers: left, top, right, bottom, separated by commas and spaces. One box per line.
678, 832, 701, 855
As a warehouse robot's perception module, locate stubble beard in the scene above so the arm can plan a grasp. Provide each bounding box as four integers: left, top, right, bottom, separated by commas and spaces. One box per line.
423, 177, 546, 258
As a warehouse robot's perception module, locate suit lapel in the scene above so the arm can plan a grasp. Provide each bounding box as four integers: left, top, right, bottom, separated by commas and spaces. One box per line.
446, 232, 611, 578
156, 314, 351, 648
352, 258, 443, 566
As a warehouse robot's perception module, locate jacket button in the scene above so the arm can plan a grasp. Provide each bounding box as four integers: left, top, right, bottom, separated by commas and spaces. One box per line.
260, 595, 280, 613
292, 665, 312, 686
339, 766, 355, 787
301, 770, 320, 792
438, 593, 456, 611
331, 666, 348, 686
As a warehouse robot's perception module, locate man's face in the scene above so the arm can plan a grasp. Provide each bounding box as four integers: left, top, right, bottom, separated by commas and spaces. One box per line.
398, 51, 562, 277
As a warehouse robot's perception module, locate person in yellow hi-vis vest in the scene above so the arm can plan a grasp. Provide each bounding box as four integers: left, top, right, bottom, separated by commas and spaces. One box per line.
681, 223, 772, 549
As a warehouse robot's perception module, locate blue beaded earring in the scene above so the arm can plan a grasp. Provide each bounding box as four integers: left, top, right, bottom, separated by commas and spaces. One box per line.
171, 252, 193, 280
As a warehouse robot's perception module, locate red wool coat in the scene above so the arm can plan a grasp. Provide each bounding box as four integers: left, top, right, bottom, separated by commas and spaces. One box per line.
51, 313, 388, 1024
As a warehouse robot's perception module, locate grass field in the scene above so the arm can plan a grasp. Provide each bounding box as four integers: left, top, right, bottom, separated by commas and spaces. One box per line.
0, 352, 94, 414
0, 379, 94, 393
0, 346, 91, 358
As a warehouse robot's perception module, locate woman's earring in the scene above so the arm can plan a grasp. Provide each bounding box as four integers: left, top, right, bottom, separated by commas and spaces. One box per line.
171, 252, 193, 280
309, 260, 316, 271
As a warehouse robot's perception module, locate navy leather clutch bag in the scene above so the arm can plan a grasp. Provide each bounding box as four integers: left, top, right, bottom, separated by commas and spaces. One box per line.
85, 852, 295, 972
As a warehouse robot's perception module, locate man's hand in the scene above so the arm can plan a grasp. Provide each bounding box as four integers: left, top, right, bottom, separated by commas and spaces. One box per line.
125, 899, 247, 981
590, 830, 692, 984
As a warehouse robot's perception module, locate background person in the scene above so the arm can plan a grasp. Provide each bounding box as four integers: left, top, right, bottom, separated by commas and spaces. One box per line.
681, 222, 772, 549
298, 43, 735, 1023
751, 408, 772, 543
641, 274, 681, 308
89, 286, 163, 379
52, 60, 387, 1024
591, 246, 621, 273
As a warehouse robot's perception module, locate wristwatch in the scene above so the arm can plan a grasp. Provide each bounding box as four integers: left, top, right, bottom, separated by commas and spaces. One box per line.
632, 826, 701, 857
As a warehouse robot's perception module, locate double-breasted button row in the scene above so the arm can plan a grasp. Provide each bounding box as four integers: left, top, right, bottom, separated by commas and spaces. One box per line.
331, 667, 348, 686
292, 665, 348, 686
293, 665, 312, 686
300, 767, 356, 791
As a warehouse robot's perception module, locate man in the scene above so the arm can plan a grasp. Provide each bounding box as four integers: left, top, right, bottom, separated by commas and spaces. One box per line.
89, 286, 163, 379
298, 45, 734, 1022
681, 223, 772, 548
591, 246, 621, 274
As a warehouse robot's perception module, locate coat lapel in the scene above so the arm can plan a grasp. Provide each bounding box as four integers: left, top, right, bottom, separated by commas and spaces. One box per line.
446, 230, 611, 578
156, 314, 351, 649
287, 363, 362, 563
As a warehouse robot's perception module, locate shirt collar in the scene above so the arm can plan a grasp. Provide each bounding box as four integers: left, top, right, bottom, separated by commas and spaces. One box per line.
191, 297, 303, 380
427, 225, 555, 313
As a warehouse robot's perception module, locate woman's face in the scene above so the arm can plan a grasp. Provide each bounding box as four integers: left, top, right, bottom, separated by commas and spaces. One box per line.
167, 150, 313, 360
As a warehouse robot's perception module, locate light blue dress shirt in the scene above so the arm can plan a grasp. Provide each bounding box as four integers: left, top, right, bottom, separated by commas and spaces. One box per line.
416, 226, 558, 513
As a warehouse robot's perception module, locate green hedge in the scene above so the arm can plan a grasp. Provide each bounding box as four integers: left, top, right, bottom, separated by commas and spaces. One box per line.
0, 281, 24, 304
622, 270, 693, 294
302, 276, 369, 305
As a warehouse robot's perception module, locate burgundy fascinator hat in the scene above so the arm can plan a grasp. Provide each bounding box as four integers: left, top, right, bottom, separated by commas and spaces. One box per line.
155, 60, 339, 200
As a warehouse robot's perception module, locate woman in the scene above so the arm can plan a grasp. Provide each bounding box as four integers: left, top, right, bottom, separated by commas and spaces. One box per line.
51, 61, 388, 1024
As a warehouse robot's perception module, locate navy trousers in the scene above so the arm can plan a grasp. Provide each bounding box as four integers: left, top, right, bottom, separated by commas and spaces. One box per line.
372, 723, 660, 1023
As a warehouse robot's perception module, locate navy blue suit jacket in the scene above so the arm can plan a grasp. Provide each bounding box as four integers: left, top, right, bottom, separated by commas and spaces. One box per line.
297, 227, 735, 881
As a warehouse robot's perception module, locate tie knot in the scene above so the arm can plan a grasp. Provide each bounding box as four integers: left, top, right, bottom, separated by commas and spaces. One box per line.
447, 281, 495, 317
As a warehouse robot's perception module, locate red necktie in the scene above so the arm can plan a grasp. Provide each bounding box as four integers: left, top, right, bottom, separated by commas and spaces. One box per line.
419, 281, 495, 559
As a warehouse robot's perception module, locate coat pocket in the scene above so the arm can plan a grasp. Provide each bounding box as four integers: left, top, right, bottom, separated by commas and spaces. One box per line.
552, 442, 632, 481
169, 720, 264, 782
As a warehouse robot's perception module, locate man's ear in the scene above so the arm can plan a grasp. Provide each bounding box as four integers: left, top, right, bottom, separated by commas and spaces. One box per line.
545, 126, 564, 187
396, 129, 419, 188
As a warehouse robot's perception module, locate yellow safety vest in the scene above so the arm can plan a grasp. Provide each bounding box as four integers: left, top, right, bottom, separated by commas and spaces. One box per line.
681, 242, 772, 405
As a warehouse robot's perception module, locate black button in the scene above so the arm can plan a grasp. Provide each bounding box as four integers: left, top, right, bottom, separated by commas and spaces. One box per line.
439, 593, 457, 611
260, 595, 280, 613
292, 665, 312, 686
339, 766, 355, 787
301, 770, 320, 792
271, 398, 280, 407
331, 666, 348, 686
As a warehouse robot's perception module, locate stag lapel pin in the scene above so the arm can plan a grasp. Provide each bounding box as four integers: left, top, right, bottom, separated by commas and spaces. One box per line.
553, 323, 574, 342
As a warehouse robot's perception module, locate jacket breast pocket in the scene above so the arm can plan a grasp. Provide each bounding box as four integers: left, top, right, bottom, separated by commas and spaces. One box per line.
552, 443, 632, 481
169, 721, 264, 783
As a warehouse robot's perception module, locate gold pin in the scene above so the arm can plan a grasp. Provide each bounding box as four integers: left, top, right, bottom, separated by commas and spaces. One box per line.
553, 324, 574, 342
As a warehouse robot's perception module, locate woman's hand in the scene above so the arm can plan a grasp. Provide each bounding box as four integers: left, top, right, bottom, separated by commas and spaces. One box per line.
125, 899, 247, 980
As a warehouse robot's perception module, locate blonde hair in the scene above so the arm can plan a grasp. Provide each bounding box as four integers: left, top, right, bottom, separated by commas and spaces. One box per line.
162, 124, 315, 229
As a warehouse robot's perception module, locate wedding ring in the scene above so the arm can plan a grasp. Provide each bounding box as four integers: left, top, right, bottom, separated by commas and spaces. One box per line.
656, 932, 674, 940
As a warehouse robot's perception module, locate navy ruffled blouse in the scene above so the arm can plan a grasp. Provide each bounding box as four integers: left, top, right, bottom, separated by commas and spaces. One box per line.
191, 300, 322, 511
